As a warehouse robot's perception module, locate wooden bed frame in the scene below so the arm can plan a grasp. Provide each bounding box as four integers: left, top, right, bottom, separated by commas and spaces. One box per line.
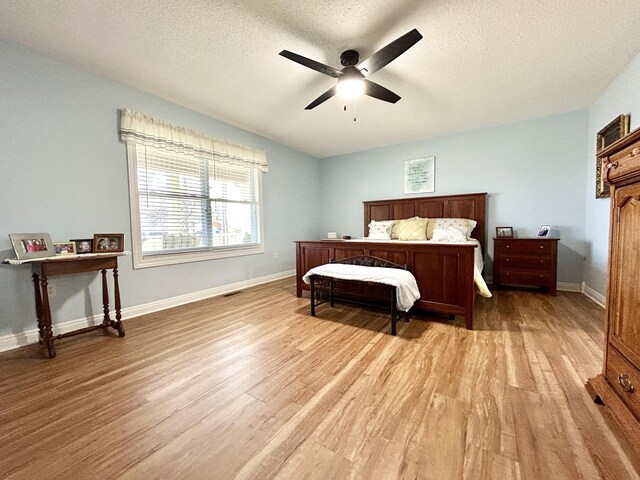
295, 192, 487, 329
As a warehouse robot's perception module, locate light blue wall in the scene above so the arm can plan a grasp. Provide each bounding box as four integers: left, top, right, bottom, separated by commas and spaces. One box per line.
319, 111, 589, 283
0, 40, 321, 337
584, 51, 640, 296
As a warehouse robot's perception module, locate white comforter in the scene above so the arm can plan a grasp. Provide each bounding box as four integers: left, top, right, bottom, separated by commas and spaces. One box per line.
302, 264, 420, 311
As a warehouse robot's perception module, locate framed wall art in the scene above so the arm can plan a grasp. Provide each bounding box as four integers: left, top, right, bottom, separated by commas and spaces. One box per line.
404, 157, 435, 194
596, 114, 630, 198
9, 233, 55, 260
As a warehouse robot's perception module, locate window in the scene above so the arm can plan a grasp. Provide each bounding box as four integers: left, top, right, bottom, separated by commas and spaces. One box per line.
120, 110, 267, 268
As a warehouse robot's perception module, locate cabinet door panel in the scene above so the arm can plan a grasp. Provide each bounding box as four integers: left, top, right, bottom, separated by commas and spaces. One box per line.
611, 184, 640, 361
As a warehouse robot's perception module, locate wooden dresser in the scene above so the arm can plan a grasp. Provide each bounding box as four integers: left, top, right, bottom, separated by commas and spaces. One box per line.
493, 238, 558, 295
588, 126, 640, 452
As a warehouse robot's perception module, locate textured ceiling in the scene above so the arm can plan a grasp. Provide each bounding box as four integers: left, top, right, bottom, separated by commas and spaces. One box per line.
1, 0, 640, 158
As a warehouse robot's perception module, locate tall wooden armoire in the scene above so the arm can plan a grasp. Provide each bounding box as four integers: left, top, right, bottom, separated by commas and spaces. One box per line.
588, 126, 640, 451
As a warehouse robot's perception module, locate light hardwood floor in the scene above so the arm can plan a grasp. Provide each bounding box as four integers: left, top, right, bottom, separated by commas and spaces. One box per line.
1, 278, 639, 479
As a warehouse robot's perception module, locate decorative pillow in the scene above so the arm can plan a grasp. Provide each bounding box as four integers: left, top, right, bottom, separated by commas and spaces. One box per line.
368, 220, 395, 240
427, 218, 477, 239
391, 216, 427, 239
396, 217, 428, 240
432, 225, 468, 242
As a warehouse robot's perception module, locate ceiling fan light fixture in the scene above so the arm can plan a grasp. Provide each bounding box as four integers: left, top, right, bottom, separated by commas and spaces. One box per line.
336, 77, 365, 99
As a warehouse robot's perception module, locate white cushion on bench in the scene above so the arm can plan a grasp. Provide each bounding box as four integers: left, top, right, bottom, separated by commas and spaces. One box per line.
303, 264, 420, 311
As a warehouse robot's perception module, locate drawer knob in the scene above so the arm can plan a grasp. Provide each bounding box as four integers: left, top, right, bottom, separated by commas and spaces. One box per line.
539, 245, 545, 249
539, 260, 544, 263
618, 373, 635, 393
608, 161, 620, 170
539, 275, 544, 278
506, 258, 510, 262
630, 148, 639, 158
505, 245, 510, 249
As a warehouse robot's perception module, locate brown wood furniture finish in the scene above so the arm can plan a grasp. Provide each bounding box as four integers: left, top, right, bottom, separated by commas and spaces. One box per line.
296, 192, 487, 330
31, 254, 126, 358
363, 192, 487, 252
588, 126, 640, 455
492, 237, 559, 295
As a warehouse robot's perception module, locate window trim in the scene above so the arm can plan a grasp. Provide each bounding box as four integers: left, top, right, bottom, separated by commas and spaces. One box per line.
126, 143, 265, 269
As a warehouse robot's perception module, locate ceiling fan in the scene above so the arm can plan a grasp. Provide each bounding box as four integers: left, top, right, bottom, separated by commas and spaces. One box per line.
280, 29, 423, 110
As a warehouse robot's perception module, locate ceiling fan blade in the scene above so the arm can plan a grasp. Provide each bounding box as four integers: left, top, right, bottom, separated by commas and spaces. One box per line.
279, 50, 343, 78
357, 29, 423, 76
305, 86, 338, 110
363, 79, 401, 103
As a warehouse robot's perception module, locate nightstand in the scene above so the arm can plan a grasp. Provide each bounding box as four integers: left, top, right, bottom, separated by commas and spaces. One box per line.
493, 238, 559, 295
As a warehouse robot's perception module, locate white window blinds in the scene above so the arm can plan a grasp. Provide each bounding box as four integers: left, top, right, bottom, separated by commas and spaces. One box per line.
120, 110, 266, 268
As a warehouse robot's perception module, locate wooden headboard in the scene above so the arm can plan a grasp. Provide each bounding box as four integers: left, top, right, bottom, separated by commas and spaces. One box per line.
363, 192, 488, 252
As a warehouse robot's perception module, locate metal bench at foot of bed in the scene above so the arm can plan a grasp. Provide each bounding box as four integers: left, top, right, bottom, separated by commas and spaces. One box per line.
307, 255, 414, 336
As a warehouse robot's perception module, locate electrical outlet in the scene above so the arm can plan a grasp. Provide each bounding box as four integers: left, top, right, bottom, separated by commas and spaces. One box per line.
47, 283, 56, 297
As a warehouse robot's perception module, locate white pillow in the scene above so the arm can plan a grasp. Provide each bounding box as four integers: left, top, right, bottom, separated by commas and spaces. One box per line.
368, 220, 395, 240
432, 225, 468, 242
431, 218, 477, 239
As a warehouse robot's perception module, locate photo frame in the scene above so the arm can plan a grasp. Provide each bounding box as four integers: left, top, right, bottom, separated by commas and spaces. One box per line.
596, 114, 630, 198
496, 226, 514, 238
9, 233, 56, 260
404, 157, 435, 194
93, 233, 125, 253
54, 242, 76, 255
71, 238, 93, 254
537, 225, 551, 238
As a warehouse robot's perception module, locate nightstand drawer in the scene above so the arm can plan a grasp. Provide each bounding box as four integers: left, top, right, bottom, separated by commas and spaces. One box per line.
501, 270, 551, 285
495, 241, 552, 254
496, 255, 551, 270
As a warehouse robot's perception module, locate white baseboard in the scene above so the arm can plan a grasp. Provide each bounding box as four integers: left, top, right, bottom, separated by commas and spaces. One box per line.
557, 282, 582, 292
485, 276, 581, 293
0, 269, 295, 353
581, 282, 606, 308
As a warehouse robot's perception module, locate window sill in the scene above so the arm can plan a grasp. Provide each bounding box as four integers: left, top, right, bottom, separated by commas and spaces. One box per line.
132, 244, 264, 269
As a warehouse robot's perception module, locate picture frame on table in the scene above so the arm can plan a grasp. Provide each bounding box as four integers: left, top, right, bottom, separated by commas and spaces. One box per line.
9, 233, 56, 260
93, 233, 125, 253
537, 225, 551, 238
496, 226, 514, 238
54, 242, 76, 255
71, 238, 93, 254
596, 114, 630, 198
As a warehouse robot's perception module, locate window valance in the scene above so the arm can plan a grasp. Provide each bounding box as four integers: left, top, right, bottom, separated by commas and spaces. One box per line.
119, 109, 268, 172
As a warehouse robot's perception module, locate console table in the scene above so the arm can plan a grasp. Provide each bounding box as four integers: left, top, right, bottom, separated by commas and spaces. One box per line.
2, 253, 128, 358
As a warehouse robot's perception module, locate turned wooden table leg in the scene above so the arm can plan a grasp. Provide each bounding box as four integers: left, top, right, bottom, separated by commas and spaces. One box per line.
40, 274, 56, 358
113, 266, 125, 337
32, 273, 44, 344
101, 268, 111, 327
